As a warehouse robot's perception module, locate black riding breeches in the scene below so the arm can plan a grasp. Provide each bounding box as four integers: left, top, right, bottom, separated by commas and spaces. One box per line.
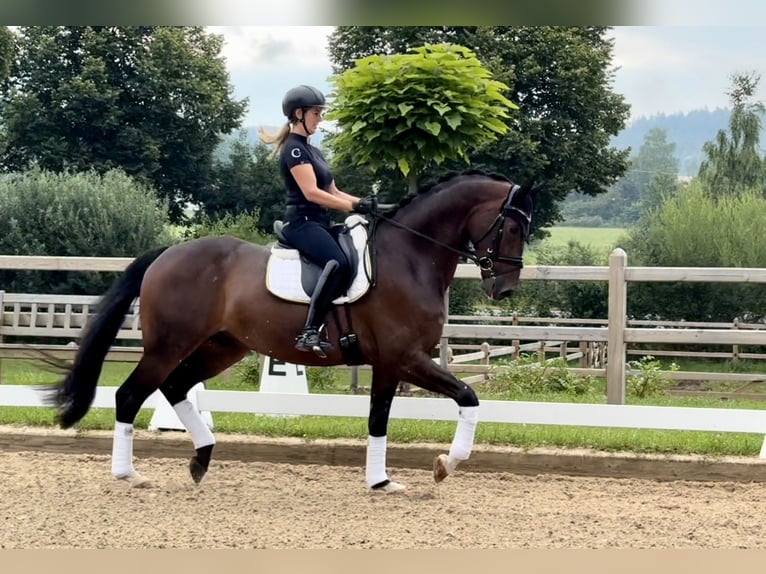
281, 217, 351, 324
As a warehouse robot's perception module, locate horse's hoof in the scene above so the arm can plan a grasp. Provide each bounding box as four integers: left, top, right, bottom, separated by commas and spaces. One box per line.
116, 471, 152, 489
371, 481, 406, 494
189, 457, 208, 484
433, 454, 451, 483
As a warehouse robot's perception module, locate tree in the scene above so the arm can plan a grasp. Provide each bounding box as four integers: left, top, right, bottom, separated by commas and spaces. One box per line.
634, 128, 679, 216
327, 43, 517, 193
0, 26, 16, 158
0, 26, 246, 221
0, 26, 13, 84
614, 128, 679, 224
698, 72, 766, 196
327, 26, 631, 234
202, 134, 286, 234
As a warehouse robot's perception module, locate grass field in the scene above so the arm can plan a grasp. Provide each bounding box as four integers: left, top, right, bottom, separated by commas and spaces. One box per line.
519, 226, 628, 264
537, 226, 628, 252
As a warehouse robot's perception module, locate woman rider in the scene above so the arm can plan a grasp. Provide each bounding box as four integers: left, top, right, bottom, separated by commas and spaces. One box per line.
260, 85, 374, 355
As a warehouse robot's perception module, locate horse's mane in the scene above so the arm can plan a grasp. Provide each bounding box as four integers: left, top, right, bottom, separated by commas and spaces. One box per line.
388, 170, 512, 213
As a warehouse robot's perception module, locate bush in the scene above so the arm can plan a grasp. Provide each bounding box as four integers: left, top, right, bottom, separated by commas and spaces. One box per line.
184, 210, 271, 245
510, 240, 610, 318
0, 168, 172, 294
627, 355, 678, 398
232, 353, 262, 389
306, 367, 339, 392
624, 182, 766, 322
481, 354, 598, 397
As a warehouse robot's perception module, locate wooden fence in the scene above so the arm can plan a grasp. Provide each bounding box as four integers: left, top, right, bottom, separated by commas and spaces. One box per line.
2, 250, 766, 405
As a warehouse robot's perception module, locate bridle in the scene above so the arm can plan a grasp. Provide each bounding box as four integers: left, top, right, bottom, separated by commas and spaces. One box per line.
471, 184, 532, 274
369, 183, 532, 277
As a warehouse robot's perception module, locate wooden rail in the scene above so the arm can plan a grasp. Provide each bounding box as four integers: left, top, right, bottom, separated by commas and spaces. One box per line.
2, 252, 766, 404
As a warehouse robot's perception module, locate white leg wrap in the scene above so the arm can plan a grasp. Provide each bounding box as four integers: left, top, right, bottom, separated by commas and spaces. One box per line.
448, 405, 479, 464
111, 421, 135, 478
173, 399, 215, 449
366, 435, 389, 487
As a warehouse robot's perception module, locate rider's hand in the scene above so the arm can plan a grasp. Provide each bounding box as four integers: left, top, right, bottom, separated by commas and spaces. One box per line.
353, 195, 377, 215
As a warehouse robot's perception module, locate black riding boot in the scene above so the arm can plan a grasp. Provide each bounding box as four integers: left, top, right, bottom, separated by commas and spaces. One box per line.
295, 260, 340, 358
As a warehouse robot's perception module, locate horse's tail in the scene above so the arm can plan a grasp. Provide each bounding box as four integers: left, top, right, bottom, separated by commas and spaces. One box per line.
49, 246, 169, 429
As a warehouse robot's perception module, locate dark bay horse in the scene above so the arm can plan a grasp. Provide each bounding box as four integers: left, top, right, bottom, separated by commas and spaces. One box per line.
49, 171, 534, 492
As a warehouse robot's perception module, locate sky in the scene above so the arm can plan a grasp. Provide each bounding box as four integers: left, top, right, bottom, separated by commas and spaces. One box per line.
208, 26, 766, 129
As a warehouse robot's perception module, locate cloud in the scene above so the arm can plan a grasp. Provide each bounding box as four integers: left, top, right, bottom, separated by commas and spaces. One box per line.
212, 26, 766, 127
609, 27, 693, 70
209, 26, 334, 72
609, 26, 766, 121
210, 26, 336, 127
639, 0, 766, 25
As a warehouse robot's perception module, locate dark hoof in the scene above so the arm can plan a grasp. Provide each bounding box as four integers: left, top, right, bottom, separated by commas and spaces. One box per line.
189, 457, 207, 484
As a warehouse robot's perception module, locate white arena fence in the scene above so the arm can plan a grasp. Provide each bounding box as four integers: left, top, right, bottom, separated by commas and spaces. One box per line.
1, 251, 766, 458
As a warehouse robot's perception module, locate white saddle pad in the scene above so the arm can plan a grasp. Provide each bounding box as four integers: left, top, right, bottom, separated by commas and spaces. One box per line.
265, 214, 372, 304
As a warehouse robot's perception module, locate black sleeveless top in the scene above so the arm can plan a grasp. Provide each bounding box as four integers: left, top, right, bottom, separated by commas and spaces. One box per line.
280, 133, 334, 222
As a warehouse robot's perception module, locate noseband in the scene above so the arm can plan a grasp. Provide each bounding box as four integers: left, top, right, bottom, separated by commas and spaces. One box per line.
371, 183, 532, 276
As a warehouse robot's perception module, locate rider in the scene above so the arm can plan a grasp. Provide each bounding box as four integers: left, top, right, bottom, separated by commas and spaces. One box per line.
260, 85, 375, 355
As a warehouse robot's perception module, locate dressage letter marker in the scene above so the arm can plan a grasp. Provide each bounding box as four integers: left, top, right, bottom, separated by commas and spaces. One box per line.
148, 382, 213, 432
259, 355, 309, 394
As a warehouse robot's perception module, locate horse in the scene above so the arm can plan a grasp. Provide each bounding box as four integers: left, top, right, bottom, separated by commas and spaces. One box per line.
48, 171, 534, 492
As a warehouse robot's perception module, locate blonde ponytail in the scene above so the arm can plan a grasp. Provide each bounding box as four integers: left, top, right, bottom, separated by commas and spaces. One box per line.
258, 123, 291, 157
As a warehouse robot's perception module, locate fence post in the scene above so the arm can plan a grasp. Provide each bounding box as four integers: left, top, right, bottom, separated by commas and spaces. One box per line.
0, 290, 4, 383
606, 248, 627, 405
350, 366, 359, 393
439, 288, 450, 369
480, 341, 490, 366
732, 318, 739, 365
512, 312, 520, 360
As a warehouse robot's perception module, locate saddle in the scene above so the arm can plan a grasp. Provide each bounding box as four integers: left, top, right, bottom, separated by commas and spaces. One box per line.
265, 214, 372, 304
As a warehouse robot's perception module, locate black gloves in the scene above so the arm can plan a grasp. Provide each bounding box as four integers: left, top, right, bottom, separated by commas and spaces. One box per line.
353, 195, 377, 215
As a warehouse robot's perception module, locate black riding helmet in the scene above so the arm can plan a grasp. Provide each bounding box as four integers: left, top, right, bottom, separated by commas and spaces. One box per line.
282, 85, 326, 121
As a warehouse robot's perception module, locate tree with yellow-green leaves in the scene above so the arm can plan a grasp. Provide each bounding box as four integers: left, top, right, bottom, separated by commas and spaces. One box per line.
326, 43, 517, 193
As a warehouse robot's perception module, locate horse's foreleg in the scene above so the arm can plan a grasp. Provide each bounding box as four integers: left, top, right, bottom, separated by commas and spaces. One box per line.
399, 352, 480, 483
366, 369, 406, 493
433, 403, 479, 483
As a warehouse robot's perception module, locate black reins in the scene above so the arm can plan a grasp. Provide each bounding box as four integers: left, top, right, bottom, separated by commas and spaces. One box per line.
368, 184, 532, 275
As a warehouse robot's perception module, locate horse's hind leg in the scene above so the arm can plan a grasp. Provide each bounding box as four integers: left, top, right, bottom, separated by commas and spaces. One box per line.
112, 355, 179, 487
365, 368, 406, 494
159, 333, 250, 484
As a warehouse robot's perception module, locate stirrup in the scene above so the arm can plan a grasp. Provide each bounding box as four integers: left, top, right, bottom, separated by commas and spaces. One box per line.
295, 328, 333, 358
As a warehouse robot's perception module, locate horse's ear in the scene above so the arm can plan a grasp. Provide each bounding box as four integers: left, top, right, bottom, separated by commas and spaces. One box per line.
512, 181, 537, 204
520, 181, 540, 199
